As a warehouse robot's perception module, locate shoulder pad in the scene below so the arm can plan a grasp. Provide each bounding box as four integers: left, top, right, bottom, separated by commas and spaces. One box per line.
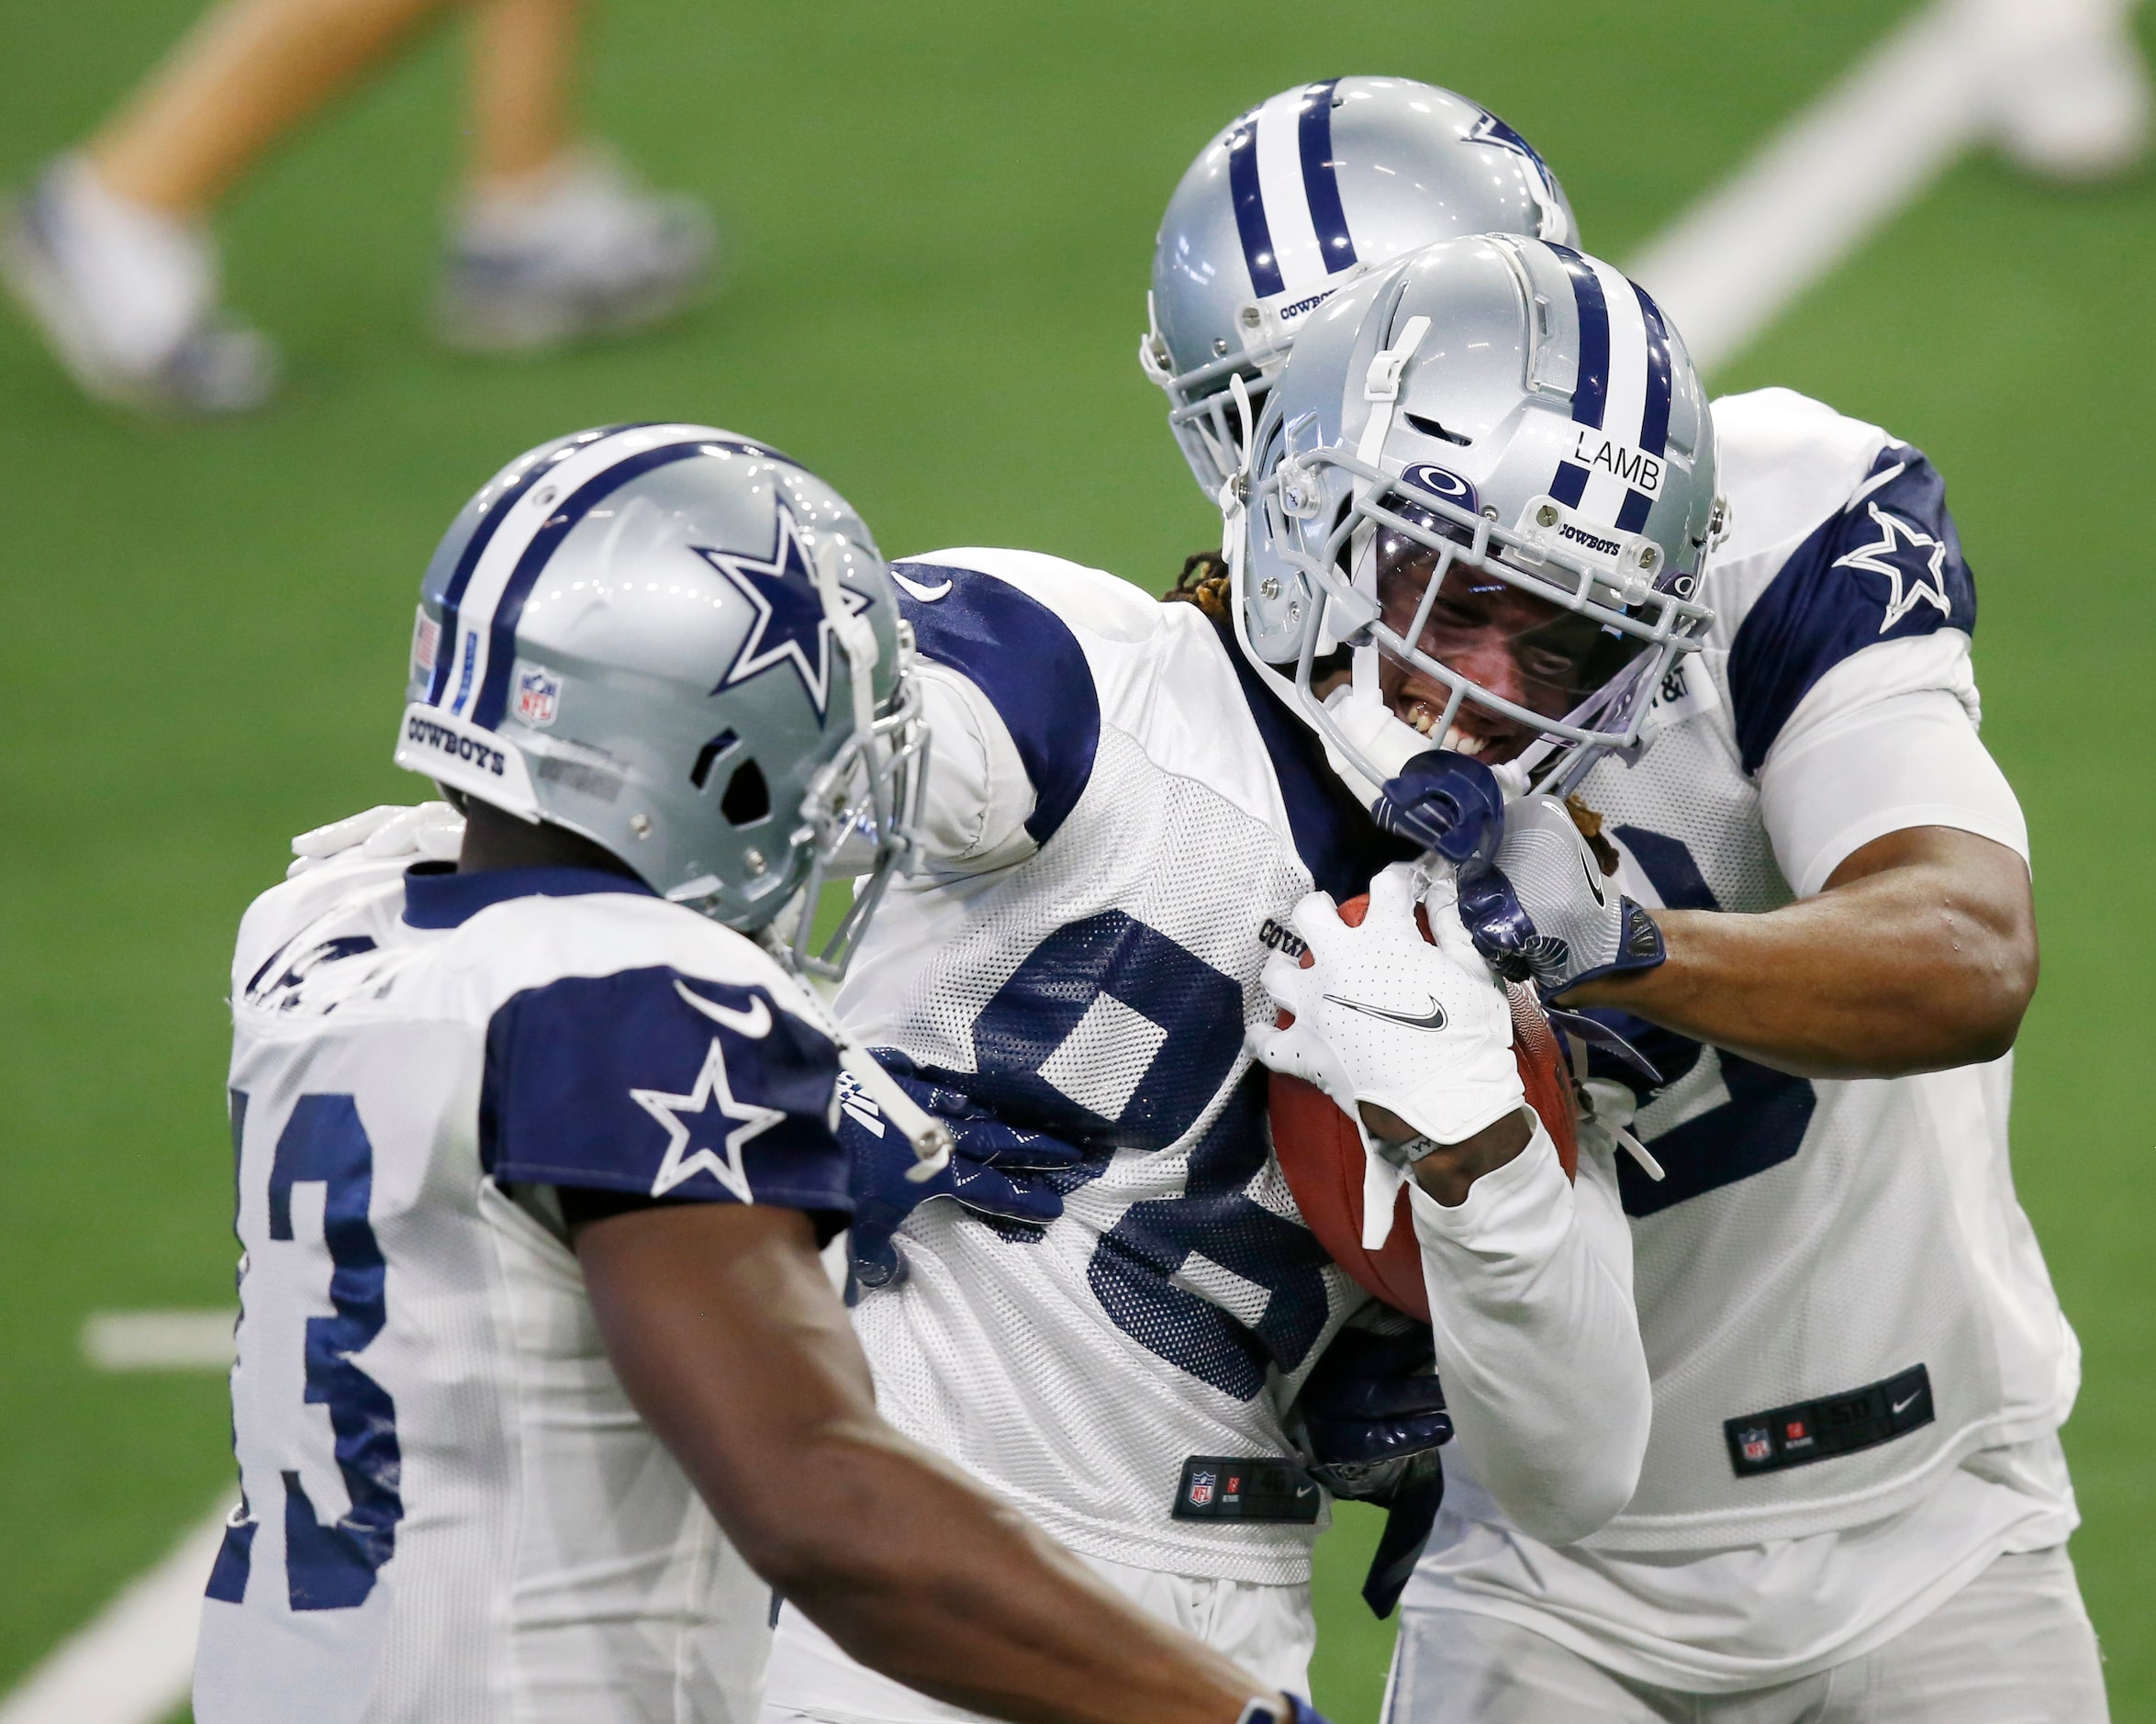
1726, 442, 1975, 773
890, 551, 1106, 845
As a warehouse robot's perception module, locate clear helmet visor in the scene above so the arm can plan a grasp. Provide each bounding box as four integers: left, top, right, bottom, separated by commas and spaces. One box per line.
1371, 500, 1659, 767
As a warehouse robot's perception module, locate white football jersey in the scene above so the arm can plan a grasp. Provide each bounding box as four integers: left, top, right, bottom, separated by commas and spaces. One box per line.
837, 548, 1645, 1586
195, 856, 851, 1724
1404, 387, 2079, 1685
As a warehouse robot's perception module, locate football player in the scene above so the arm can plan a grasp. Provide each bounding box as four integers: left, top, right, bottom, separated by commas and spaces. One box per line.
195, 422, 1340, 1724
1185, 85, 2099, 1724
755, 165, 1708, 1723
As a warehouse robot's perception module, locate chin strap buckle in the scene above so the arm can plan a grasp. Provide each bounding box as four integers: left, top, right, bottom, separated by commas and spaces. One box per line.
1364, 315, 1430, 405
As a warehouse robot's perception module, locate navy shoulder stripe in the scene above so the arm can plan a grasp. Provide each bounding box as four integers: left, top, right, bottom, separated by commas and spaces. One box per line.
482, 966, 847, 1207
1728, 444, 1976, 774
893, 562, 1101, 845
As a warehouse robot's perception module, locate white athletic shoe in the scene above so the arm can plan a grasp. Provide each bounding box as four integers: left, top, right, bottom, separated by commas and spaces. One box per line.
0, 157, 275, 415
1969, 0, 2153, 181
435, 149, 715, 353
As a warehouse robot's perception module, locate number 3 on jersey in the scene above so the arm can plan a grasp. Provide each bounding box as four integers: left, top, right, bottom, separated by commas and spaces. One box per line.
210, 1090, 404, 1610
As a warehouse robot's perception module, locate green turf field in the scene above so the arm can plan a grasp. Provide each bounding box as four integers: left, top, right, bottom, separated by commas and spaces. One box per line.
3, 2, 2151, 1718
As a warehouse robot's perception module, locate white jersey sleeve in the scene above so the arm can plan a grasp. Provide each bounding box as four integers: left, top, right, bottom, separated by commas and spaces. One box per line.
1410, 1126, 1649, 1545
1759, 634, 2028, 898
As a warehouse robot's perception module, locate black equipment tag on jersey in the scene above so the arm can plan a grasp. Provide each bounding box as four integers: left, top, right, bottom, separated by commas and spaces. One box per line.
1725, 1363, 1935, 1477
1172, 1456, 1323, 1522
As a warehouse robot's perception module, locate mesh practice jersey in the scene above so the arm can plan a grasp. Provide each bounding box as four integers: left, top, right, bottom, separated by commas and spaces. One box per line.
836, 547, 1647, 1585
195, 857, 850, 1724
1403, 388, 2078, 1685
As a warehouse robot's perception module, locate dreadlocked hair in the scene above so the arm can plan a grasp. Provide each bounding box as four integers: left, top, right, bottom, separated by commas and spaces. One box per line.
1162, 550, 1233, 622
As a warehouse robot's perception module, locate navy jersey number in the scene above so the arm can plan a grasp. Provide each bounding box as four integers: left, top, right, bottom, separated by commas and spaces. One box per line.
925, 910, 1333, 1397
209, 1091, 404, 1610
1593, 827, 1817, 1218
1089, 1073, 1334, 1398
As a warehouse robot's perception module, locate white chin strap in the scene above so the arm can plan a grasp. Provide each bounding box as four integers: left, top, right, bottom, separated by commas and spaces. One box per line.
1219, 363, 1447, 817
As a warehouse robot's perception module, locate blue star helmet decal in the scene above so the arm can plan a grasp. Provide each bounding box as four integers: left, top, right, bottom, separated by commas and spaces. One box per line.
696, 504, 872, 722
1831, 502, 1957, 633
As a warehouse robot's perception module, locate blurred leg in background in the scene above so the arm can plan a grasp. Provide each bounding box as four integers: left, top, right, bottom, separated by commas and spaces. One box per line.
1970, 0, 2153, 180
0, 0, 712, 415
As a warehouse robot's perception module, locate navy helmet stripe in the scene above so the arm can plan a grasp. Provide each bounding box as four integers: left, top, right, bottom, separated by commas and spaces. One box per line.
1549, 245, 1610, 429
427, 423, 665, 705
1550, 463, 1590, 508
1227, 119, 1285, 299
468, 436, 796, 730
429, 455, 556, 704
1632, 280, 1674, 457
1298, 80, 1357, 274
1614, 488, 1654, 533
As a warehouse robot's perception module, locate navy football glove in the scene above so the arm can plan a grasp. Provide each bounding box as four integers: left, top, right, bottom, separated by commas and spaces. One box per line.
841, 1065, 1084, 1293
1370, 749, 1506, 871
1297, 1317, 1452, 1618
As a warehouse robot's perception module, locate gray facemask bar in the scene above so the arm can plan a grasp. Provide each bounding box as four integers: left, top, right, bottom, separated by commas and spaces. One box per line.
784, 672, 931, 980
1141, 293, 1297, 498
1248, 442, 1712, 797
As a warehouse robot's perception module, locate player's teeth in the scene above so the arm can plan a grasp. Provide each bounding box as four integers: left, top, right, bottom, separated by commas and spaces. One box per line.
1443, 726, 1485, 756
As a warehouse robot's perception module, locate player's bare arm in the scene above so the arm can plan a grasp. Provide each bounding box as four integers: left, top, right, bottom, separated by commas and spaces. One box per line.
1561, 824, 2036, 1080
576, 1200, 1295, 1724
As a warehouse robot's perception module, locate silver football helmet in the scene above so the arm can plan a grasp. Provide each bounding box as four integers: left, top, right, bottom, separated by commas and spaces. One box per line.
396, 422, 928, 980
1142, 77, 1579, 501
1227, 237, 1720, 802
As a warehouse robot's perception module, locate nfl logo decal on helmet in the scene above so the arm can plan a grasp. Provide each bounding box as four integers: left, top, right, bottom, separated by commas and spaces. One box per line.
396, 422, 929, 977
1142, 77, 1581, 499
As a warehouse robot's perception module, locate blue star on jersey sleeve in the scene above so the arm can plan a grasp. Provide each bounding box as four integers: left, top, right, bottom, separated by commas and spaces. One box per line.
1727, 444, 1977, 774
481, 967, 850, 1212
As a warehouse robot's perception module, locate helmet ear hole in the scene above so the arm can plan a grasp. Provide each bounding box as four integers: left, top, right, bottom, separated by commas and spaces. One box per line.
721, 758, 771, 826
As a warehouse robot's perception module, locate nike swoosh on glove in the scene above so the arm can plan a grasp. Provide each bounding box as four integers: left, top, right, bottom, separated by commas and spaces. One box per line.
1458, 794, 1666, 998
287, 802, 466, 878
841, 1063, 1086, 1293
1249, 862, 1524, 1153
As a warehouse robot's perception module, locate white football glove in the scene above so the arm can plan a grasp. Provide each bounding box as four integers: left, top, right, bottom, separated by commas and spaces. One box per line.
1252, 861, 1524, 1145
286, 801, 465, 879
1464, 794, 1665, 997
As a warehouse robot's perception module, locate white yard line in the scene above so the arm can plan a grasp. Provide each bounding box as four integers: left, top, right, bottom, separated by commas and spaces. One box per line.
0, 1500, 230, 1724
82, 1311, 235, 1373
1624, 0, 1999, 374
3, 4, 2132, 1720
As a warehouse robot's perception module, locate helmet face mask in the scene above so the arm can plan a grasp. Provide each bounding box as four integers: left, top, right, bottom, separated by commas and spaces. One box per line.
1145, 78, 1581, 500
396, 423, 928, 981
1369, 501, 1668, 764
1232, 238, 1720, 803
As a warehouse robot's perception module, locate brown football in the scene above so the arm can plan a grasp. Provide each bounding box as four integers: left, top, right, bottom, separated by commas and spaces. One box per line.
1268, 893, 1581, 1321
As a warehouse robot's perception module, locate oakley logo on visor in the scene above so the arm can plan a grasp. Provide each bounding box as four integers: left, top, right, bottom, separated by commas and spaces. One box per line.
1401, 465, 1479, 513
